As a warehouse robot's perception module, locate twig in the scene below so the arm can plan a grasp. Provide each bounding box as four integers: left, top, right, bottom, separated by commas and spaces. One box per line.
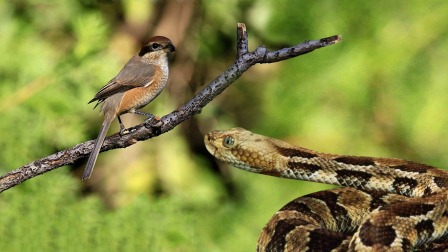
0, 23, 342, 192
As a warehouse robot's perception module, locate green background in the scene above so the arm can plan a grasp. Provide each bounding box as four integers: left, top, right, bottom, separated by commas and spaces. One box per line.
1, 1, 447, 251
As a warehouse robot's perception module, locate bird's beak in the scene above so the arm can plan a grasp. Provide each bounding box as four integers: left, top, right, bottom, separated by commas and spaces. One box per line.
166, 44, 176, 52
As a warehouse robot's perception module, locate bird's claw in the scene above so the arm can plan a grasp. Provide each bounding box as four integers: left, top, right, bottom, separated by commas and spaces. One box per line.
119, 128, 128, 137
119, 127, 139, 136
144, 114, 159, 122
144, 115, 163, 128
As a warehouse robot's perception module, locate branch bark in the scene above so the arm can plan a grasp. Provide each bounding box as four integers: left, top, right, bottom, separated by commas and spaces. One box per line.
0, 23, 342, 192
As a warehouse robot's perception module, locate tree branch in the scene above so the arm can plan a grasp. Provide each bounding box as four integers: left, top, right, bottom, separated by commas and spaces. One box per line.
0, 23, 342, 192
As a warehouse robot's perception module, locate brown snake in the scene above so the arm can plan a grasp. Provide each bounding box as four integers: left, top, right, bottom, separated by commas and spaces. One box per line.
204, 127, 448, 252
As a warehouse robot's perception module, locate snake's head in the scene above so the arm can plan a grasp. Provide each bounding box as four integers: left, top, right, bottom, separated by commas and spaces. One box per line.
204, 127, 275, 173
204, 127, 245, 162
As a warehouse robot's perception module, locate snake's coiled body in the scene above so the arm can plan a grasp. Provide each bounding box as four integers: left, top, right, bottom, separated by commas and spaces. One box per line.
204, 127, 448, 252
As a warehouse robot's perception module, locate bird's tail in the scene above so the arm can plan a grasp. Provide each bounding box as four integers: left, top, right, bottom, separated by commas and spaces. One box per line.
82, 114, 114, 180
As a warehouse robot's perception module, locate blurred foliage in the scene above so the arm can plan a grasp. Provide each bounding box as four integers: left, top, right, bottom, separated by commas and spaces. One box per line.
0, 0, 448, 251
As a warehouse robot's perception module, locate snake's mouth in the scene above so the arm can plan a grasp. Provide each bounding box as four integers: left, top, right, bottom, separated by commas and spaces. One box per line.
204, 133, 218, 156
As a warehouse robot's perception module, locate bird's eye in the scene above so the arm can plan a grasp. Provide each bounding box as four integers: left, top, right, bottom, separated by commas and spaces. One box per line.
151, 43, 161, 50
222, 136, 235, 148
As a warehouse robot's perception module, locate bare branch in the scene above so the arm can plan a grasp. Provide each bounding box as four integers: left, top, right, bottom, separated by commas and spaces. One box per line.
236, 23, 248, 57
0, 24, 342, 192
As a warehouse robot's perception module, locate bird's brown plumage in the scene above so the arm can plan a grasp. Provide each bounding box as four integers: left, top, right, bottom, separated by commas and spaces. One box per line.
83, 36, 175, 180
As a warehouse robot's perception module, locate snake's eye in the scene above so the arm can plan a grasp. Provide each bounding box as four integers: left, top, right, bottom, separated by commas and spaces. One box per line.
151, 43, 161, 50
222, 136, 235, 148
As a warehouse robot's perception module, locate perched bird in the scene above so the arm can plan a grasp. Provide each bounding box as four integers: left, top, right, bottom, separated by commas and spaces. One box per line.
83, 36, 175, 180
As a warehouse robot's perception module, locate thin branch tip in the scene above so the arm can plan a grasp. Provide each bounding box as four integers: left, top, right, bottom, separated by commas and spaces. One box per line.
237, 23, 246, 31
321, 35, 342, 44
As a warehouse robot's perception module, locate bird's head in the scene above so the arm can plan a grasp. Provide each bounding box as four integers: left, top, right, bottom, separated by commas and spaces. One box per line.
138, 36, 176, 63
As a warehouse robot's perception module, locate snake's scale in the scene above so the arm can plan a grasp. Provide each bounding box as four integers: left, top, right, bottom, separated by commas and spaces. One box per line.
204, 127, 448, 252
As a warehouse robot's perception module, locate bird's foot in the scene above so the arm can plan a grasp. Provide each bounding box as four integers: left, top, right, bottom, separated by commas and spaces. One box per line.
119, 127, 129, 137
144, 115, 163, 128
117, 116, 128, 137
144, 114, 160, 122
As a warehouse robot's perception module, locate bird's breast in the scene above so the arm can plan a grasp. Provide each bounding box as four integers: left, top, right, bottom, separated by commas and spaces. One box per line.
118, 65, 169, 114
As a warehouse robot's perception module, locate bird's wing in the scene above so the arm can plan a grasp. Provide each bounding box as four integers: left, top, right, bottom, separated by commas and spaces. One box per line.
89, 56, 155, 104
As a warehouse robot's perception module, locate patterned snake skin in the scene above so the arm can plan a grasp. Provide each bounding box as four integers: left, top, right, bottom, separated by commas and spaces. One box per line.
204, 127, 448, 252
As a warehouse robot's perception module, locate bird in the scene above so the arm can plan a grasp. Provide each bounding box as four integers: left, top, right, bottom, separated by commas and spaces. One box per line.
82, 36, 176, 180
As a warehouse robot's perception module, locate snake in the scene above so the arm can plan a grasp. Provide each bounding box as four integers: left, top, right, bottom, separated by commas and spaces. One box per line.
204, 127, 448, 252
